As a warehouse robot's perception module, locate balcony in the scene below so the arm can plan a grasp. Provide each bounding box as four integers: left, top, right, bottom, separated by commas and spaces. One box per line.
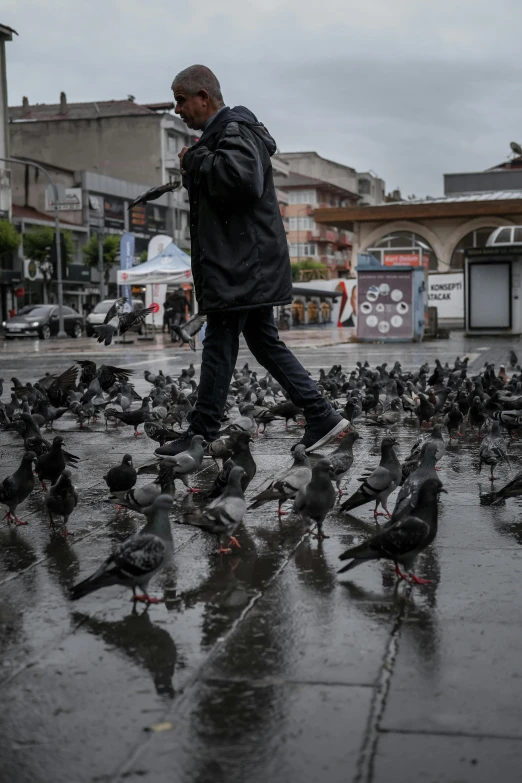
310, 227, 338, 243
336, 230, 352, 248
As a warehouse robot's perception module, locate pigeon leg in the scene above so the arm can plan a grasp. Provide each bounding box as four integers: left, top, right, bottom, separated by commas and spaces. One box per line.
3, 511, 13, 523
228, 536, 241, 549
14, 515, 28, 526
188, 487, 201, 494
408, 573, 433, 586
373, 502, 384, 518
48, 512, 56, 530
277, 501, 289, 516
217, 545, 232, 554
41, 481, 47, 491
312, 526, 329, 540
394, 563, 409, 581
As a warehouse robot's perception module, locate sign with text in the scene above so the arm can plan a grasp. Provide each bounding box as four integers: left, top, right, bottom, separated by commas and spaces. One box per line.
428, 272, 464, 319
103, 197, 125, 230
357, 270, 413, 340
383, 252, 421, 267
45, 186, 82, 212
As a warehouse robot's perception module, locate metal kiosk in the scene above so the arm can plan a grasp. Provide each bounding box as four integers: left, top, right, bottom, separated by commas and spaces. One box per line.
465, 246, 522, 336
355, 253, 426, 343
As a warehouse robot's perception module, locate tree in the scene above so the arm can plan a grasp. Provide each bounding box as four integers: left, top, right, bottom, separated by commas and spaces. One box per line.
0, 220, 20, 257
83, 234, 121, 286
23, 226, 74, 302
291, 258, 329, 282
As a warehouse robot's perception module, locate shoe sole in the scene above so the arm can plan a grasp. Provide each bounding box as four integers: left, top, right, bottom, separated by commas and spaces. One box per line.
304, 418, 350, 453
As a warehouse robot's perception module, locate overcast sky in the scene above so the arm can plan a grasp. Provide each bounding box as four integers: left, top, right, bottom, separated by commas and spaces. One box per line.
4, 0, 522, 196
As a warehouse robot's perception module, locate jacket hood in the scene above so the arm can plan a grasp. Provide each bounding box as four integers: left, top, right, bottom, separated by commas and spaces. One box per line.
198, 105, 277, 156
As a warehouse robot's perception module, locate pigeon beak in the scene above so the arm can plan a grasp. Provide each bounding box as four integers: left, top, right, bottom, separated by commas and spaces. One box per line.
439, 488, 448, 494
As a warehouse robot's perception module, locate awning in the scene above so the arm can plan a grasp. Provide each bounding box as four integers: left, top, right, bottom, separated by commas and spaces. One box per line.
117, 241, 193, 285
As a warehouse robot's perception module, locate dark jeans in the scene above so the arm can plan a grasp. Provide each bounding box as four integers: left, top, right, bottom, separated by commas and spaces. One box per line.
189, 307, 332, 440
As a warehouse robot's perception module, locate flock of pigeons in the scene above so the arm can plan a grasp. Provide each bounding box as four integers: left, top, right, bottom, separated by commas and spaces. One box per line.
1, 348, 522, 605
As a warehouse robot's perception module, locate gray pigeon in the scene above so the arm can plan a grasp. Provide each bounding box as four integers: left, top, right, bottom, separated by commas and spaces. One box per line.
140, 434, 207, 491
109, 464, 176, 513
329, 430, 361, 497
34, 435, 68, 490
340, 436, 401, 519
45, 469, 79, 535
0, 451, 36, 526
181, 465, 246, 553
293, 458, 336, 540
248, 444, 311, 515
491, 469, 522, 504
479, 420, 509, 481
103, 454, 137, 496
338, 478, 445, 585
171, 313, 206, 351
70, 494, 174, 604
390, 440, 439, 523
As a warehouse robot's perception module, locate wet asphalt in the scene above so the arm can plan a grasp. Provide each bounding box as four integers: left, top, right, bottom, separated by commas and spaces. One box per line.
1, 332, 522, 783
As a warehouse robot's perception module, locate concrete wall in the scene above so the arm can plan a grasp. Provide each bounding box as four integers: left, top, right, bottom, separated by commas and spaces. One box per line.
444, 169, 522, 195
277, 152, 357, 194
11, 163, 84, 225
353, 214, 522, 271
10, 114, 164, 185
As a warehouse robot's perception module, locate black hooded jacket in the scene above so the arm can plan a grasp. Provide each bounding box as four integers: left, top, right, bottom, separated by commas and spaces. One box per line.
182, 106, 293, 314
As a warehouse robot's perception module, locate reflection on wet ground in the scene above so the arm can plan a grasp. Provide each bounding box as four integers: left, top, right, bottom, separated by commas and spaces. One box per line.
1, 335, 522, 782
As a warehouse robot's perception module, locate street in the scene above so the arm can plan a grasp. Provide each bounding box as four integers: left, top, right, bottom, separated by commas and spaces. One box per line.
1, 331, 522, 783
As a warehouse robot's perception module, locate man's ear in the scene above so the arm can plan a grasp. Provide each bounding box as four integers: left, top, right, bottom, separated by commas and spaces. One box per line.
197, 89, 211, 103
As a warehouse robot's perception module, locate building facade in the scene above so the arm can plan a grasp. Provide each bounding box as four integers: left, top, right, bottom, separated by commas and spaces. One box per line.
273, 171, 359, 277
9, 95, 197, 247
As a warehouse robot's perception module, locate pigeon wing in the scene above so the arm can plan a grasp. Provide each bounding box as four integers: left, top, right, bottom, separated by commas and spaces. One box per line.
183, 313, 207, 337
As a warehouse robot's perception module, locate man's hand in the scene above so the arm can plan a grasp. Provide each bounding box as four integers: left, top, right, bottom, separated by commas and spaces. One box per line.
178, 146, 189, 171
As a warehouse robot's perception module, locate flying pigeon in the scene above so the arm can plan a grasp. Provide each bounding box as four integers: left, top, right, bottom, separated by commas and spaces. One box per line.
70, 494, 174, 604
93, 306, 156, 346
171, 313, 207, 351
127, 179, 182, 210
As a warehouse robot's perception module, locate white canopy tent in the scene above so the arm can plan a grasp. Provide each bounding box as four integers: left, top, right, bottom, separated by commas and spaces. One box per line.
116, 241, 193, 286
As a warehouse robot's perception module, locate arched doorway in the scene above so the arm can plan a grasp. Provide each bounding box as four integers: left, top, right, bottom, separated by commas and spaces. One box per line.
291, 299, 305, 326
367, 231, 438, 270
307, 299, 319, 324
450, 227, 501, 270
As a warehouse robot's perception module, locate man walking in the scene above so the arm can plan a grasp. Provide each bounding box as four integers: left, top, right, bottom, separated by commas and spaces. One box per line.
164, 64, 347, 454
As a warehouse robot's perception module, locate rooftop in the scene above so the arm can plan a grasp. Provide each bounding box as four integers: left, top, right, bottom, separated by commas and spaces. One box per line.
12, 204, 79, 226
274, 170, 359, 200
9, 98, 156, 123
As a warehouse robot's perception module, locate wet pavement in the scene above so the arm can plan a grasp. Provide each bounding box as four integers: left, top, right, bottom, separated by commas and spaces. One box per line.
1, 330, 522, 783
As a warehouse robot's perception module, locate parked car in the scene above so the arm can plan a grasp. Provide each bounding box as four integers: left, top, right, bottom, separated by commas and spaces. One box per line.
3, 305, 84, 340
85, 299, 145, 337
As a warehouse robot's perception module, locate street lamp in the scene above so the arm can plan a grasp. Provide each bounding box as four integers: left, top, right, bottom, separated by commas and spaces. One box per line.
0, 155, 67, 338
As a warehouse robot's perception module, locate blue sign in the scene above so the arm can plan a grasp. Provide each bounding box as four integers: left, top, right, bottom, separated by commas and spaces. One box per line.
120, 232, 135, 308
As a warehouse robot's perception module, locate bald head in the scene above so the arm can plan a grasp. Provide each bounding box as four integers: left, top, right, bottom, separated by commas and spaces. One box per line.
172, 65, 224, 130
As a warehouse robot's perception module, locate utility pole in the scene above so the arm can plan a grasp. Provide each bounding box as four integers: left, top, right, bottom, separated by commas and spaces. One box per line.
0, 155, 67, 337
97, 230, 106, 301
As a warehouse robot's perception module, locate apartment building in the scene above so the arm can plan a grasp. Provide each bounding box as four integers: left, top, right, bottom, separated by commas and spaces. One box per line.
9, 94, 197, 246
273, 171, 359, 277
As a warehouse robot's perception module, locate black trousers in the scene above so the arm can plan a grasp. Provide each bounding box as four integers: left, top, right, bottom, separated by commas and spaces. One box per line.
189, 306, 331, 440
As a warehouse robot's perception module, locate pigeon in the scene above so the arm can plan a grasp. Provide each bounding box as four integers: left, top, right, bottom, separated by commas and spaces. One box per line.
127, 179, 182, 210
70, 494, 174, 604
269, 400, 303, 428
140, 434, 206, 492
109, 464, 176, 514
248, 444, 311, 516
19, 413, 79, 465
341, 436, 401, 519
77, 361, 134, 391
110, 397, 151, 436
468, 396, 487, 434
491, 469, 522, 504
93, 306, 155, 346
391, 441, 439, 523
45, 469, 79, 535
34, 435, 69, 490
329, 430, 361, 496
338, 478, 445, 585
103, 454, 137, 496
180, 465, 246, 553
103, 297, 127, 324
171, 313, 206, 351
479, 420, 509, 481
205, 432, 256, 499
509, 350, 518, 370
0, 451, 36, 526
444, 402, 463, 439
293, 458, 336, 540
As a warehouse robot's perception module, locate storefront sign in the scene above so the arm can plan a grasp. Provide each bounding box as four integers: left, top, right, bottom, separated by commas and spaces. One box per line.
428, 272, 464, 319
103, 197, 125, 230
45, 187, 82, 212
383, 252, 421, 267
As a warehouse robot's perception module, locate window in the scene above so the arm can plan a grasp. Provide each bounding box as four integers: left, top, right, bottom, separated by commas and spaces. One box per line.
369, 231, 438, 271
450, 227, 500, 270
62, 307, 76, 315
288, 189, 316, 205
493, 228, 512, 244
289, 243, 316, 257
358, 179, 371, 195
289, 217, 316, 230
514, 227, 522, 244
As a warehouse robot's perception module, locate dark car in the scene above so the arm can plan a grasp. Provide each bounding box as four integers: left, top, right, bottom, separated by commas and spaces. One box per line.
3, 305, 84, 340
